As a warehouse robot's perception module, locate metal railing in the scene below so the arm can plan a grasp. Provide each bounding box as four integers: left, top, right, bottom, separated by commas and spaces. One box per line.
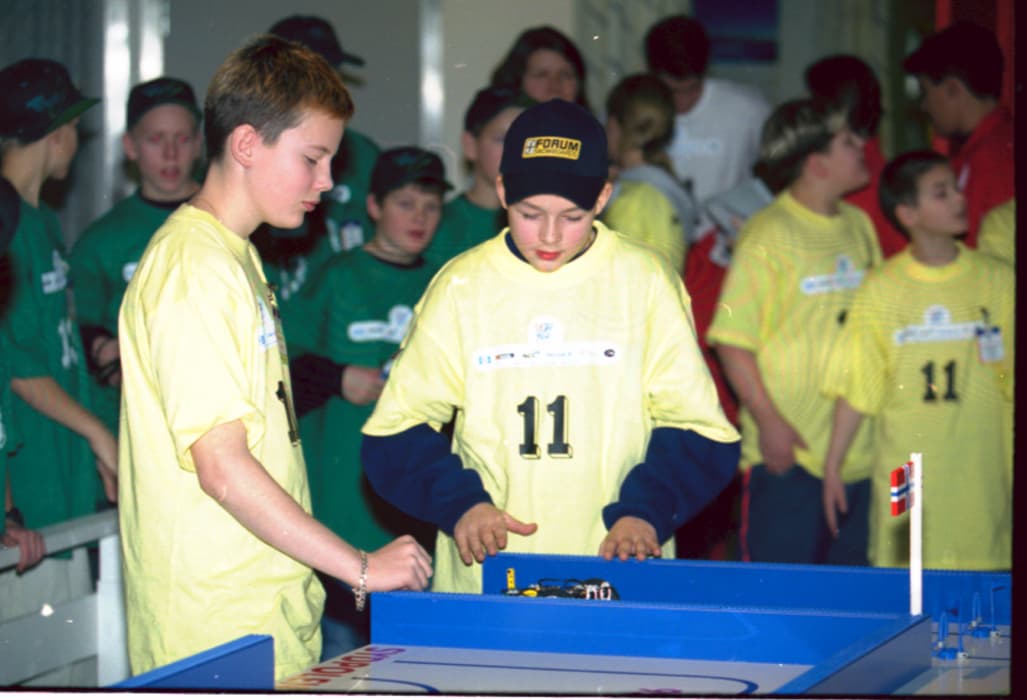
0, 510, 129, 686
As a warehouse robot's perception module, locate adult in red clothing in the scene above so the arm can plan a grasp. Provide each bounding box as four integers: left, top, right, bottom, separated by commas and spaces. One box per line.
903, 21, 1013, 247
805, 55, 907, 258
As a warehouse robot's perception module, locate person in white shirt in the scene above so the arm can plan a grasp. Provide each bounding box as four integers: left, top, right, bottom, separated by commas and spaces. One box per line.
644, 14, 771, 207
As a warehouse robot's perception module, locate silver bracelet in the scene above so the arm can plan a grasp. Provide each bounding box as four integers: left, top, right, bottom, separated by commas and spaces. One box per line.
354, 550, 368, 612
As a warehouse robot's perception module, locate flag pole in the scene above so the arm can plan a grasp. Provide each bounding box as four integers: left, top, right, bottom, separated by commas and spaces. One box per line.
910, 452, 923, 616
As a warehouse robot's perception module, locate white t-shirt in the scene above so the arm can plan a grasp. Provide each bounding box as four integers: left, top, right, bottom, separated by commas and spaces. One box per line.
666, 77, 771, 206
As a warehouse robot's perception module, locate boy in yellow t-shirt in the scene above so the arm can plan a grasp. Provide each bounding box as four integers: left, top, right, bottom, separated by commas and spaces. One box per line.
822, 150, 1013, 570
362, 99, 740, 594
117, 36, 431, 680
707, 98, 881, 566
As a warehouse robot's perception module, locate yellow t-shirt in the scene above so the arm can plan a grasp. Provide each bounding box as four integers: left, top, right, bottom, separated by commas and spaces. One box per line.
602, 181, 687, 274
977, 198, 1014, 267
364, 222, 739, 593
118, 205, 323, 680
707, 191, 882, 480
822, 245, 1013, 569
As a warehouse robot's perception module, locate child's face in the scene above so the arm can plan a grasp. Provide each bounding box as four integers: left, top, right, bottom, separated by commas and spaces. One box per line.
917, 77, 958, 137
522, 49, 579, 103
367, 183, 443, 259
250, 108, 343, 230
467, 107, 524, 188
499, 184, 612, 273
820, 126, 868, 194
124, 104, 201, 201
909, 164, 967, 236
47, 118, 80, 180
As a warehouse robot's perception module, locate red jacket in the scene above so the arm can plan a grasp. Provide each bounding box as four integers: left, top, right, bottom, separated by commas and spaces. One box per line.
950, 107, 1015, 247
845, 138, 907, 258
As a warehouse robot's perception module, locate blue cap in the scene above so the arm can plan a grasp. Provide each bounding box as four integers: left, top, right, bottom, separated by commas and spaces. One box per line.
269, 15, 365, 67
0, 58, 99, 142
371, 147, 452, 199
127, 77, 201, 129
499, 99, 608, 210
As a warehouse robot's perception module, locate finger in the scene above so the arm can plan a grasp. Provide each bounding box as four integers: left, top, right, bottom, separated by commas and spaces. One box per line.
455, 535, 474, 566
481, 528, 500, 557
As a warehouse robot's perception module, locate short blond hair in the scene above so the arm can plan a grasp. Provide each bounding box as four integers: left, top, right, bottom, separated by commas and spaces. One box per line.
756, 98, 847, 192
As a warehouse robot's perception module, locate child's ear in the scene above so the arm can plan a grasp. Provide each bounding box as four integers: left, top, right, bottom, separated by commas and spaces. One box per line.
460, 130, 477, 162
228, 123, 260, 167
895, 202, 919, 231
495, 176, 508, 209
366, 193, 382, 222
592, 181, 614, 213
121, 132, 139, 162
805, 151, 829, 179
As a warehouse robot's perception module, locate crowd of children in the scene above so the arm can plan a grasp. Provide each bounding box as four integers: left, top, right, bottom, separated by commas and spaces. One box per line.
0, 11, 1013, 685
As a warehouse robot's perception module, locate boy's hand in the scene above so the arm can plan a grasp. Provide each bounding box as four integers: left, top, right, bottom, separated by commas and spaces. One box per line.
756, 412, 807, 475
341, 365, 385, 405
366, 534, 433, 591
453, 503, 538, 565
88, 426, 119, 503
92, 336, 122, 387
599, 516, 661, 561
2, 523, 46, 573
822, 468, 848, 538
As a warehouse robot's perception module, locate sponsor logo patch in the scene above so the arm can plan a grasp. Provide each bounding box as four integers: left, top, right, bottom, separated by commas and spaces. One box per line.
522, 136, 581, 160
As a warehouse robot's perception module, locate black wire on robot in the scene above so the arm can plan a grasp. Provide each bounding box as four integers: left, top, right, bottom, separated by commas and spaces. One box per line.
501, 568, 620, 600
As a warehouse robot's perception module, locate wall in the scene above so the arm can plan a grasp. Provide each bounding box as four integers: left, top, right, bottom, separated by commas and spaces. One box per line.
164, 0, 421, 153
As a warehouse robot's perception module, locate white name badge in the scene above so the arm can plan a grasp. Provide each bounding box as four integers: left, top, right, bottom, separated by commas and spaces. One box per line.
976, 325, 1004, 363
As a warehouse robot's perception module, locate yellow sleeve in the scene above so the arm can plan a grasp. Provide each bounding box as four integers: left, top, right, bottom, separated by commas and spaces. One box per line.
603, 182, 687, 274
977, 199, 1015, 267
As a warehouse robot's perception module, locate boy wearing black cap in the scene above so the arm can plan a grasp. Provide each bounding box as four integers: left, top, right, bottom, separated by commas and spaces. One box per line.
288, 146, 449, 655
0, 57, 115, 684
2, 175, 46, 577
425, 86, 534, 267
262, 13, 381, 323
69, 77, 203, 436
362, 99, 740, 594
903, 20, 1012, 246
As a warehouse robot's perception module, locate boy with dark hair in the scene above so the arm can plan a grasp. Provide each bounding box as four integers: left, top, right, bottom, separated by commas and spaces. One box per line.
425, 85, 533, 266
69, 76, 203, 436
903, 20, 1012, 245
822, 150, 1012, 570
362, 99, 740, 594
258, 14, 382, 335
117, 35, 431, 680
289, 146, 449, 655
1, 175, 45, 576
805, 54, 906, 258
643, 14, 769, 206
708, 97, 882, 566
0, 57, 115, 686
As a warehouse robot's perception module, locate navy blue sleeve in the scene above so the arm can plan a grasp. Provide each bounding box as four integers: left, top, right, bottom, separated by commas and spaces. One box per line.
290, 353, 346, 418
602, 427, 740, 542
362, 423, 493, 535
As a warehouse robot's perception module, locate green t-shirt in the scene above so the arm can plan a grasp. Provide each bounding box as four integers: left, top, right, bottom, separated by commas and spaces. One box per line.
69, 191, 181, 433
0, 350, 14, 537
289, 247, 439, 550
0, 200, 96, 529
324, 128, 379, 252
424, 193, 503, 268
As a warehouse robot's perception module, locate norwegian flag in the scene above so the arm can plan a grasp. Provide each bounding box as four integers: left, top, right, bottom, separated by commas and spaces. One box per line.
890, 461, 914, 515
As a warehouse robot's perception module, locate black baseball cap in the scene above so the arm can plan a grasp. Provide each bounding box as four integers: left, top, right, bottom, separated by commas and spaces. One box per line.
0, 176, 20, 254
464, 86, 535, 135
499, 98, 609, 211
370, 147, 452, 199
126, 77, 201, 129
269, 15, 365, 67
0, 58, 99, 142
903, 21, 1003, 97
